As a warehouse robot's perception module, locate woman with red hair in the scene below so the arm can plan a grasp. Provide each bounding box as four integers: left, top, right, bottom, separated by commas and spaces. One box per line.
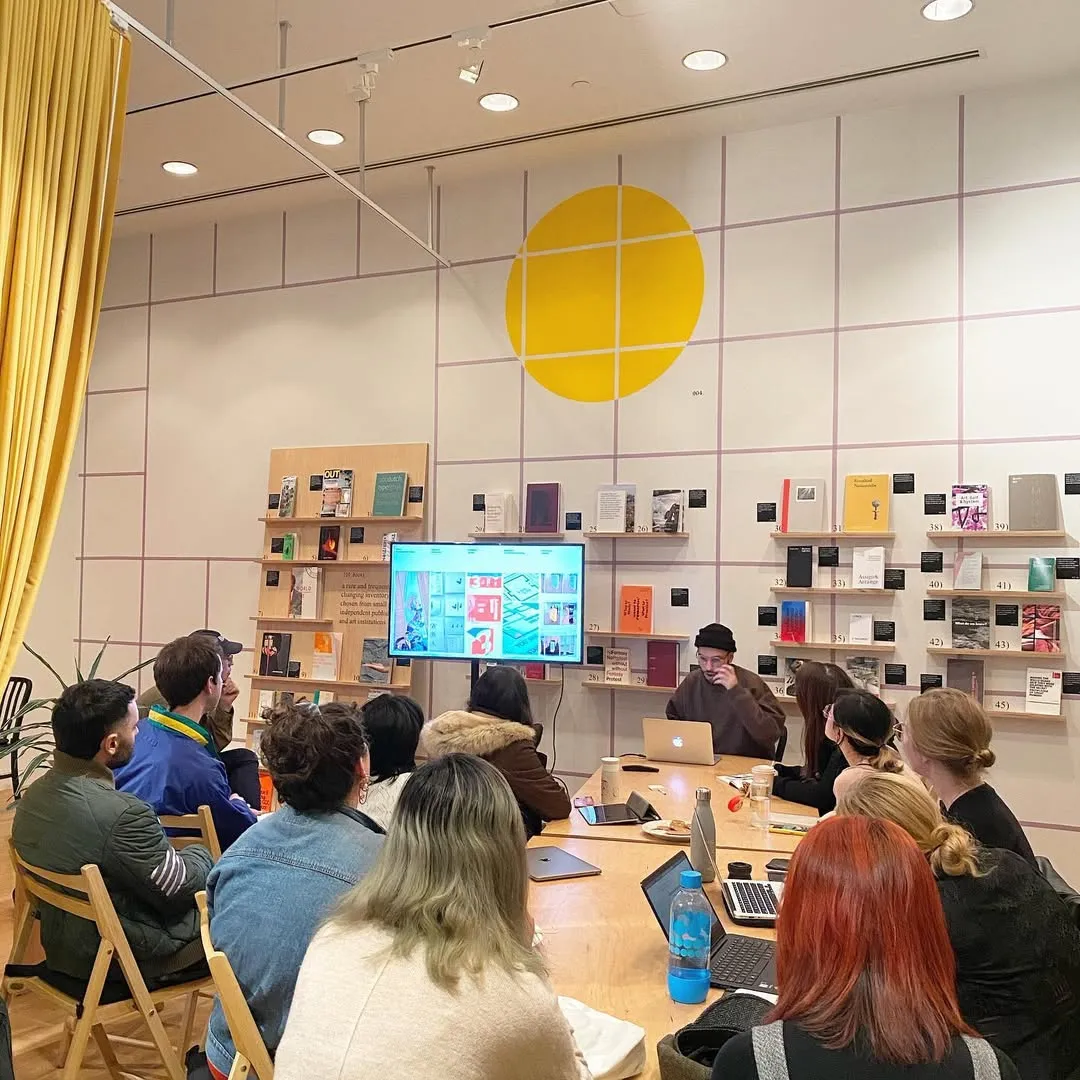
711, 816, 1019, 1079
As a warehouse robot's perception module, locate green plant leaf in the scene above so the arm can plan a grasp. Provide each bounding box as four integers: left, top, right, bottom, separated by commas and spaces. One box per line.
73, 653, 84, 683
9, 697, 55, 722
21, 643, 69, 690
87, 638, 111, 681
113, 654, 156, 683
3, 734, 55, 758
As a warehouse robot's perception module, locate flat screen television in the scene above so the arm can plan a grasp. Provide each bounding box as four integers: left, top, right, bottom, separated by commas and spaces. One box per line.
388, 541, 585, 664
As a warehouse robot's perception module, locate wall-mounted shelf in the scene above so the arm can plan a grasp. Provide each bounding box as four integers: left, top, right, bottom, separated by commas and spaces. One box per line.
931, 589, 1066, 600
260, 515, 420, 525
771, 586, 893, 596
582, 680, 676, 693
247, 674, 412, 693
771, 640, 895, 653
770, 531, 895, 541
925, 529, 1067, 540
250, 616, 333, 627
584, 630, 688, 641
467, 532, 565, 541
984, 708, 1065, 721
926, 647, 1064, 661
777, 692, 899, 707
259, 559, 389, 568
585, 532, 689, 541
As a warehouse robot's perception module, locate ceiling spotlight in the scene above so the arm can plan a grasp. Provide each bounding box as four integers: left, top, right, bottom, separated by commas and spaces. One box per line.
682, 50, 727, 71
161, 160, 198, 176
921, 0, 973, 20
307, 129, 345, 146
479, 92, 518, 112
459, 59, 484, 85
455, 26, 490, 86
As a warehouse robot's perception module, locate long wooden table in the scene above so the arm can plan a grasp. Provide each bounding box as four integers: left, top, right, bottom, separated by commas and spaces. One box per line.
543, 756, 815, 854
529, 836, 777, 1080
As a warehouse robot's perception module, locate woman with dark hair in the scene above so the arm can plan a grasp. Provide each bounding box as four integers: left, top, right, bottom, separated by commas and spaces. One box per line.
420, 666, 570, 837
827, 688, 916, 800
360, 695, 424, 829
772, 661, 854, 812
711, 815, 1020, 1079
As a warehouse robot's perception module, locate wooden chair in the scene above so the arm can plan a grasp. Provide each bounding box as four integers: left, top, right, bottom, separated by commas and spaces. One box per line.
2, 842, 212, 1080
160, 804, 223, 862
0, 675, 31, 793
196, 892, 274, 1080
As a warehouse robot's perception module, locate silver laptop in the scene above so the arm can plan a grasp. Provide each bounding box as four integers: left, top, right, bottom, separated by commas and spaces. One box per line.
527, 846, 602, 882
642, 717, 718, 766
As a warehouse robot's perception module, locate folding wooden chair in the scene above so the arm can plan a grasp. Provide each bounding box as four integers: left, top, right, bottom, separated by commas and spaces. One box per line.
160, 804, 223, 862
2, 842, 212, 1080
196, 892, 274, 1080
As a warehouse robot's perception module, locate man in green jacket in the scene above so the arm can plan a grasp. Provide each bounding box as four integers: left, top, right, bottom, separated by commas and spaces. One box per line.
13, 679, 212, 982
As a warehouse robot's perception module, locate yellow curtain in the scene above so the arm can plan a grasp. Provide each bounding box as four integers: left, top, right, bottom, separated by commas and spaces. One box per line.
0, 0, 130, 685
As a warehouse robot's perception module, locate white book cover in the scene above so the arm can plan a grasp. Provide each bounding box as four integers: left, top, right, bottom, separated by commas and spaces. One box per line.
596, 487, 629, 533
953, 551, 983, 591
1025, 668, 1062, 716
257, 690, 275, 717
484, 492, 516, 534
312, 632, 342, 681
604, 646, 631, 685
848, 612, 873, 645
301, 566, 322, 619
852, 546, 885, 589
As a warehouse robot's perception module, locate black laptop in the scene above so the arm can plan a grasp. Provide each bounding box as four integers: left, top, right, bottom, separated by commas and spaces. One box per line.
578, 789, 661, 826
641, 850, 777, 993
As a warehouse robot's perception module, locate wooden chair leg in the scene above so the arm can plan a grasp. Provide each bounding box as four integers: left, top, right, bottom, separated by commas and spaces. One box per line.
227, 1053, 252, 1080
91, 1024, 126, 1080
179, 989, 200, 1054
56, 1017, 74, 1068
62, 940, 116, 1080
60, 1010, 98, 1080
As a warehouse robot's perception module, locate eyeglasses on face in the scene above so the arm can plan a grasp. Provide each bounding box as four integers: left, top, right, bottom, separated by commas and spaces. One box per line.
695, 651, 729, 668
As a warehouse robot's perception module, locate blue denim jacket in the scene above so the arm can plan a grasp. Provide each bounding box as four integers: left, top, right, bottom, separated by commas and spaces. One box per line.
204, 804, 384, 1074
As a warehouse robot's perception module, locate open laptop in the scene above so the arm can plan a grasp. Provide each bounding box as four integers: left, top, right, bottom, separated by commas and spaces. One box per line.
641, 851, 777, 993
578, 790, 661, 826
642, 718, 719, 766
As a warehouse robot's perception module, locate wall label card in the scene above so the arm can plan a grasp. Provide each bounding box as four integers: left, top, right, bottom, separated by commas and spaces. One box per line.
757, 502, 777, 523
892, 473, 916, 495
921, 551, 944, 574
757, 655, 778, 677
472, 493, 486, 511
268, 492, 280, 510
995, 604, 1020, 627
884, 663, 907, 687
1065, 474, 1080, 496
349, 526, 366, 544
265, 570, 280, 587
565, 511, 582, 531
1062, 672, 1080, 696
924, 493, 947, 516
1055, 557, 1080, 579
818, 546, 840, 567
309, 474, 323, 491
758, 606, 778, 627
671, 587, 690, 608
920, 673, 944, 692
270, 536, 285, 554
688, 488, 708, 509
884, 568, 906, 590
408, 485, 424, 504
287, 661, 302, 678
923, 599, 946, 621
873, 620, 896, 642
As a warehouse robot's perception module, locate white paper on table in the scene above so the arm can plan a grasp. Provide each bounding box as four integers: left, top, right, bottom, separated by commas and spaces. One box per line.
559, 996, 646, 1080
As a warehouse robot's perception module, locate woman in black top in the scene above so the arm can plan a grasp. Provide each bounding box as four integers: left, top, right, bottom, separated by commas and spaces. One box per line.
839, 772, 1080, 1080
772, 662, 853, 812
900, 688, 1036, 866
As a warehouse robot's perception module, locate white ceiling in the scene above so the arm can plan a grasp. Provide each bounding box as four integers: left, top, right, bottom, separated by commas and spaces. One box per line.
113, 0, 1080, 230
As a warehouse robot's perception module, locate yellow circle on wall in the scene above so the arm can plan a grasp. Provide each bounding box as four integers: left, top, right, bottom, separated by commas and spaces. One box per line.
505, 185, 705, 403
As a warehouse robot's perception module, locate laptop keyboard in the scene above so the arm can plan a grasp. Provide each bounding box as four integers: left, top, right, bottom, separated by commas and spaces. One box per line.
729, 880, 778, 918
712, 936, 772, 984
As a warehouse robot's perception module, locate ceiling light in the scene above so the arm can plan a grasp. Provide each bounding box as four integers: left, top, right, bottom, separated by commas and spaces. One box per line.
307, 129, 345, 146
479, 92, 518, 112
682, 50, 727, 71
921, 0, 973, 20
459, 60, 484, 85
161, 160, 197, 176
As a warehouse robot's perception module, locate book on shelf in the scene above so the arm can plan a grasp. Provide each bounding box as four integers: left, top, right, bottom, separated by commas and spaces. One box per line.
603, 646, 632, 685
523, 662, 547, 681
320, 469, 354, 518
382, 532, 398, 562
289, 566, 321, 619
1026, 668, 1063, 716
950, 484, 990, 532
360, 638, 394, 684
782, 657, 803, 697
848, 612, 873, 645
779, 478, 827, 533
845, 656, 881, 696
651, 489, 684, 533
785, 545, 814, 589
647, 640, 679, 688
524, 482, 561, 533
281, 533, 297, 561
1022, 603, 1062, 653
951, 597, 992, 650
842, 474, 890, 533
318, 525, 341, 561
1028, 557, 1057, 592
595, 484, 635, 533
372, 472, 408, 517
311, 632, 342, 681
952, 551, 983, 591
310, 690, 335, 706
258, 632, 292, 677
852, 546, 885, 590
618, 585, 653, 635
946, 658, 985, 704
484, 493, 517, 534
277, 475, 297, 518
779, 600, 811, 643
1008, 474, 1059, 532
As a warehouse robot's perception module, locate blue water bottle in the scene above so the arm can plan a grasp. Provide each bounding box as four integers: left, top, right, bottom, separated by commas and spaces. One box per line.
668, 868, 712, 1004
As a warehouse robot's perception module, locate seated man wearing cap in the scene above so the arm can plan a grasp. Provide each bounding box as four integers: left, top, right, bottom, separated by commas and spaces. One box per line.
666, 622, 786, 758
138, 629, 261, 809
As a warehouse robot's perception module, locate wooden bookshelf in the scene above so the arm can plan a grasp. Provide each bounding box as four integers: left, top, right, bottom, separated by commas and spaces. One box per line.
925, 529, 1067, 540
467, 532, 566, 541
585, 532, 689, 541
771, 586, 894, 596
926, 647, 1064, 661
260, 515, 420, 525
770, 531, 895, 541
582, 679, 676, 693
584, 630, 688, 641
259, 559, 390, 569
984, 708, 1066, 722
247, 675, 414, 694
931, 589, 1066, 600
777, 693, 899, 707
771, 640, 895, 653
250, 616, 334, 628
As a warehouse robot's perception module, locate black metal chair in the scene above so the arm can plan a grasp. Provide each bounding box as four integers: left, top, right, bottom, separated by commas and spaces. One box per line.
0, 677, 32, 795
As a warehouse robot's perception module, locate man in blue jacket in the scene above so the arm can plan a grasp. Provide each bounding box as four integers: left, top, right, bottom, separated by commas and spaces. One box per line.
115, 635, 258, 850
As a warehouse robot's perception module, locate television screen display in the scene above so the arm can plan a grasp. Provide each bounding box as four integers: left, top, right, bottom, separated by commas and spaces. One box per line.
388, 541, 585, 664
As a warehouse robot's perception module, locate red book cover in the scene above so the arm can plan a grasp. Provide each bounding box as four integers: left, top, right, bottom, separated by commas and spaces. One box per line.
779, 601, 810, 643
523, 662, 546, 681
524, 483, 561, 533
780, 478, 792, 533
647, 640, 678, 688
1021, 603, 1062, 653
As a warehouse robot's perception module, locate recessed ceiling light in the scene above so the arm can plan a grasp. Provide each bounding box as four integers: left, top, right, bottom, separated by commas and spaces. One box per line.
921, 0, 973, 20
307, 129, 345, 146
479, 92, 518, 112
161, 160, 198, 176
682, 50, 727, 71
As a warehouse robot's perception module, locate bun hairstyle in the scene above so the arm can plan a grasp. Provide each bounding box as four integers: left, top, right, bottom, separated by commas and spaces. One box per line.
836, 771, 982, 879
832, 689, 904, 774
905, 688, 996, 783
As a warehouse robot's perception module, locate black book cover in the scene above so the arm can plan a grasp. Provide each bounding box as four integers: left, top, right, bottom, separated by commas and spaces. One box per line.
785, 545, 814, 588
259, 632, 292, 677
318, 525, 341, 561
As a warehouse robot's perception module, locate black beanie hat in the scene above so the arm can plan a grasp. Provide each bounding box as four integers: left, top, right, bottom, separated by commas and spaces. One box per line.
694, 623, 736, 652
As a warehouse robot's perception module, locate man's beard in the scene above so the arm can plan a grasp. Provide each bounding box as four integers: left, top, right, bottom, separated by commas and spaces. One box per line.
703, 669, 723, 685
107, 742, 135, 770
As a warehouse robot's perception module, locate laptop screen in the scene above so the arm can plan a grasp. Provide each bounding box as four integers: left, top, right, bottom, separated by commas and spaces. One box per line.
640, 850, 726, 951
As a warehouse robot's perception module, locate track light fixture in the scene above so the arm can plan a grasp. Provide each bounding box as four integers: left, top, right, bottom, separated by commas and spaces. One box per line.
454, 27, 491, 86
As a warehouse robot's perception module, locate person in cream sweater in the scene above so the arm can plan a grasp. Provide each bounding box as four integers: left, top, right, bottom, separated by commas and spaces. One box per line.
275, 753, 591, 1080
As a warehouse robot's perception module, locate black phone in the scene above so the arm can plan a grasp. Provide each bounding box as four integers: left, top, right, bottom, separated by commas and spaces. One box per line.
621, 763, 660, 773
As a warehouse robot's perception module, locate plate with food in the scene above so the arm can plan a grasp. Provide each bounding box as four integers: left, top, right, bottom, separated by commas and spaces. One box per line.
642, 818, 692, 843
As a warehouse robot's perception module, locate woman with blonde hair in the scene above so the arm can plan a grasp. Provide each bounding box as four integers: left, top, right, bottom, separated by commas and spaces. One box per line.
838, 772, 1080, 1080
274, 753, 590, 1080
901, 687, 1035, 866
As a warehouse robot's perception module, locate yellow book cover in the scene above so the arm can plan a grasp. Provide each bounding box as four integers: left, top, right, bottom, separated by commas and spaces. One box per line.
843, 474, 891, 532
